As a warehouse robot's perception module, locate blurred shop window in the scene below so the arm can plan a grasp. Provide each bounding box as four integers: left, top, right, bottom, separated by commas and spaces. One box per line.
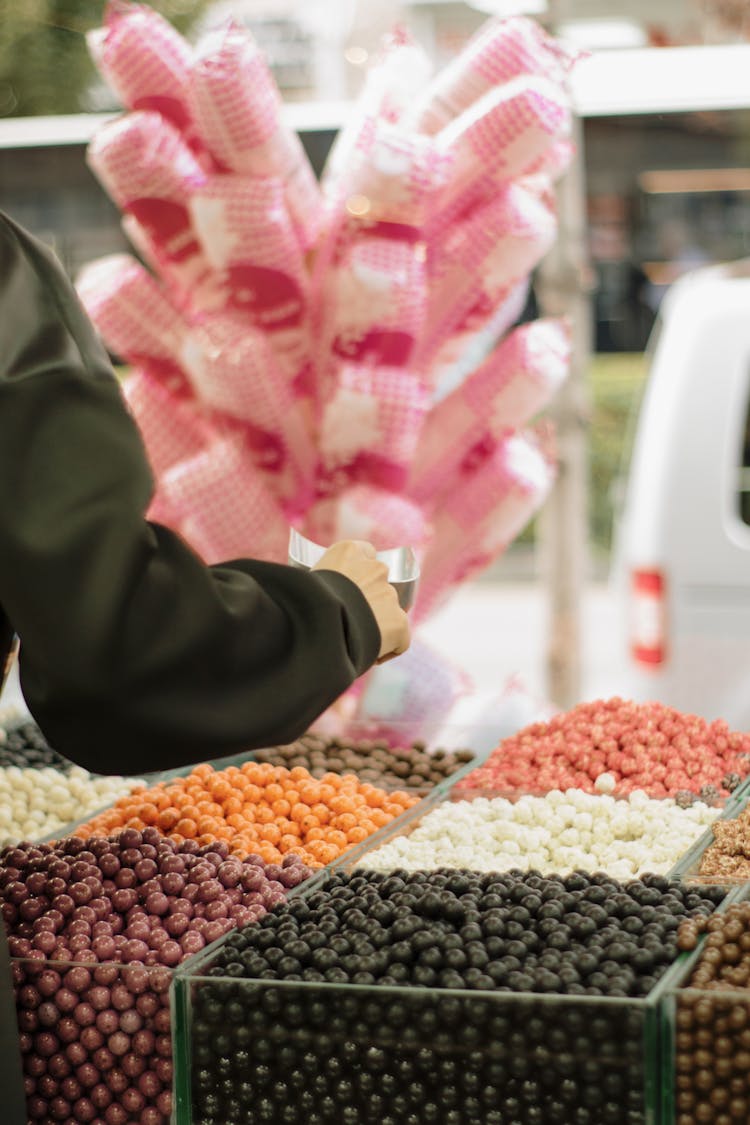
641, 217, 711, 313
588, 192, 655, 353
199, 0, 406, 102
196, 1, 316, 99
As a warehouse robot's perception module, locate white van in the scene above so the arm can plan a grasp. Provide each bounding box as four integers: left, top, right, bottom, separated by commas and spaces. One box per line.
612, 259, 750, 730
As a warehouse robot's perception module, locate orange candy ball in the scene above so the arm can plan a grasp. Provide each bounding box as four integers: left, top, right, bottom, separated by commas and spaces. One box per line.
75, 756, 419, 868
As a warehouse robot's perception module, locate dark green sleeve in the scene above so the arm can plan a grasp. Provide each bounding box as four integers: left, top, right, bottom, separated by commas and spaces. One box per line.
0, 213, 380, 774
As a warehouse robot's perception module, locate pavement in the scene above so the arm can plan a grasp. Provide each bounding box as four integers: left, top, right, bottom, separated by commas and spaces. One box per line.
418, 576, 628, 709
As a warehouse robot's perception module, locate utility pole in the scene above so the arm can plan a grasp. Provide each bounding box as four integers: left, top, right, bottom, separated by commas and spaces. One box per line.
535, 1, 593, 708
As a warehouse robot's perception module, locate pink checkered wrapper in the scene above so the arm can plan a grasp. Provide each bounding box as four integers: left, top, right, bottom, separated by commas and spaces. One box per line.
88, 2, 196, 142
339, 124, 450, 230
418, 178, 556, 369
427, 278, 530, 404
120, 214, 221, 314
178, 316, 317, 517
526, 138, 576, 182
303, 485, 428, 554
317, 364, 430, 493
160, 434, 289, 565
319, 234, 428, 376
87, 111, 215, 306
188, 174, 311, 380
145, 485, 177, 530
409, 317, 570, 505
187, 24, 321, 251
433, 74, 571, 223
413, 432, 554, 621
425, 182, 559, 383
121, 365, 212, 478
75, 253, 187, 369
322, 26, 433, 207
405, 15, 576, 135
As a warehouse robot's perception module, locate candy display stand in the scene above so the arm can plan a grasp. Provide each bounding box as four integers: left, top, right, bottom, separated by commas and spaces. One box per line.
660, 884, 750, 1124
0, 921, 26, 1125
172, 873, 733, 1125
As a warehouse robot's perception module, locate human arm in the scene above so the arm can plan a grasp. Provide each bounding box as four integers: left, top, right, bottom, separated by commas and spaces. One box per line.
0, 213, 390, 774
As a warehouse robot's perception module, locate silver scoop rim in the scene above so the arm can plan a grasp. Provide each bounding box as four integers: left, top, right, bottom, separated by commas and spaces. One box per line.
288, 529, 419, 611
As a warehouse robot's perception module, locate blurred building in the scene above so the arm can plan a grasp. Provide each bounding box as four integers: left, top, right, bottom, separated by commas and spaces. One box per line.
1, 0, 750, 350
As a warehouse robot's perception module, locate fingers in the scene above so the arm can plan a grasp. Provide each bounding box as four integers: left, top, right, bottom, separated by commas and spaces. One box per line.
347, 540, 377, 559
310, 539, 411, 663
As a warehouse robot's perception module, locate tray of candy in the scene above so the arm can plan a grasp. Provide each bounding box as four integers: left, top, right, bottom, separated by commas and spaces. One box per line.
331, 782, 726, 882
659, 881, 750, 1123
668, 782, 750, 883
171, 870, 734, 1125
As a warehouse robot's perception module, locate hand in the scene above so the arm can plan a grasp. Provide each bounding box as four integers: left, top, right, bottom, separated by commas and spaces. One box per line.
312, 539, 410, 663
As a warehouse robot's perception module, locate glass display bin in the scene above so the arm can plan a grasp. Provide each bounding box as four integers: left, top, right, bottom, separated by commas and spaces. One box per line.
660, 884, 750, 1124
668, 783, 750, 883
12, 953, 181, 1124
38, 720, 496, 847
175, 955, 667, 1124
330, 782, 727, 882
7, 869, 332, 1125
172, 872, 734, 1125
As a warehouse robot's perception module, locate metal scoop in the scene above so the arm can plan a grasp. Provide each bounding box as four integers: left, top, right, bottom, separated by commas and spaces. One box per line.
288, 528, 420, 611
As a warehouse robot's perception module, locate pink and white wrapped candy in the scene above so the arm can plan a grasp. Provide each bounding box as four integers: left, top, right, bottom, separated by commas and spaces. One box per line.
418, 178, 557, 369
160, 435, 288, 565
432, 74, 571, 224
427, 278, 531, 403
187, 174, 310, 383
179, 316, 317, 517
405, 15, 576, 135
414, 432, 553, 620
318, 234, 428, 371
88, 1, 195, 137
188, 23, 321, 251
76, 252, 214, 487
303, 485, 428, 555
76, 253, 186, 370
338, 124, 449, 230
409, 317, 570, 505
312, 128, 443, 406
87, 111, 214, 305
322, 25, 433, 208
121, 367, 211, 479
318, 364, 430, 492
81, 7, 577, 647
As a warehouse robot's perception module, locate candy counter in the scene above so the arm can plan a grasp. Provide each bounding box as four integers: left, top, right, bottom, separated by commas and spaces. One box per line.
671, 785, 750, 884
661, 888, 750, 1123
5, 699, 750, 1124
0, 714, 149, 849
173, 870, 731, 1125
1, 720, 480, 1125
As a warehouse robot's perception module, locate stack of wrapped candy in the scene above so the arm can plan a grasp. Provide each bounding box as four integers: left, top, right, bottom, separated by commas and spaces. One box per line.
77, 2, 576, 633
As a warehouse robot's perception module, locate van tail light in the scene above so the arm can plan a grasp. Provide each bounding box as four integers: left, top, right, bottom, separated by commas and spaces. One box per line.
630, 569, 667, 666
